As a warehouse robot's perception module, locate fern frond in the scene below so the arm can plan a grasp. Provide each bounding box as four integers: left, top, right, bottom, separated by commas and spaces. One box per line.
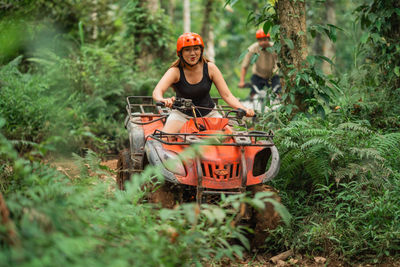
300, 138, 343, 156
302, 128, 330, 137
373, 133, 400, 156
304, 156, 332, 184
279, 137, 300, 149
9, 139, 39, 147
337, 122, 372, 134
279, 149, 304, 179
349, 147, 385, 162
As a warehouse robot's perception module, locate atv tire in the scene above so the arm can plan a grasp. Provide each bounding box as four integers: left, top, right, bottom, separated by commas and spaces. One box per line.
248, 184, 281, 248
116, 148, 134, 190
147, 182, 176, 209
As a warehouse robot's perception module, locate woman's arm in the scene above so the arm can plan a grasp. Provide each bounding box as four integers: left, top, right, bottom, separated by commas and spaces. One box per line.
208, 63, 255, 116
152, 67, 179, 108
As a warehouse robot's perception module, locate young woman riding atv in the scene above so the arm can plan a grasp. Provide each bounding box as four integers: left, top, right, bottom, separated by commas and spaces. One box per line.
152, 32, 255, 133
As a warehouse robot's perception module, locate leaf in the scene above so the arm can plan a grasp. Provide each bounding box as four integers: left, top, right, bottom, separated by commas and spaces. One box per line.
394, 66, 400, 77
250, 53, 259, 65
326, 23, 344, 32
310, 28, 316, 38
202, 209, 215, 223
316, 55, 334, 66
360, 32, 369, 44
159, 208, 176, 220
306, 55, 316, 66
295, 74, 301, 86
316, 105, 326, 119
268, 199, 292, 226
284, 38, 294, 50
212, 207, 226, 223
263, 21, 272, 35
270, 25, 280, 37
286, 105, 293, 114
230, 0, 239, 7
251, 199, 266, 210
290, 94, 295, 103
237, 49, 248, 63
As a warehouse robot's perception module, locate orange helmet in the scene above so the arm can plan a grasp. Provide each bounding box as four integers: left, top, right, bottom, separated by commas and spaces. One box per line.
176, 32, 204, 56
256, 29, 270, 39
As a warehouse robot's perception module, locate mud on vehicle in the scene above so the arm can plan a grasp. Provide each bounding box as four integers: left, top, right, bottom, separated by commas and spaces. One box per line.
117, 96, 282, 245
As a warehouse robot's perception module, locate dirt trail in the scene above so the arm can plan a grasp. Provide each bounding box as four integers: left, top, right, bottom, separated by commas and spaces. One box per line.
101, 159, 118, 176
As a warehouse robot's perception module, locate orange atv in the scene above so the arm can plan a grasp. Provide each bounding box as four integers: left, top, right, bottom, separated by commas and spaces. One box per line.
117, 96, 281, 243
117, 95, 280, 194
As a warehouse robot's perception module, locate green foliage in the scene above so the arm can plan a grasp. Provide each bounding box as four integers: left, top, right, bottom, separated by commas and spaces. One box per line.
122, 0, 174, 64
0, 57, 56, 144
259, 112, 400, 261
356, 0, 400, 89
265, 178, 400, 262
0, 132, 291, 266
352, 0, 400, 125
274, 116, 397, 189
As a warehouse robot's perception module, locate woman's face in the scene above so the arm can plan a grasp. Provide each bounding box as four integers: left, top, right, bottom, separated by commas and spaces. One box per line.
181, 45, 202, 65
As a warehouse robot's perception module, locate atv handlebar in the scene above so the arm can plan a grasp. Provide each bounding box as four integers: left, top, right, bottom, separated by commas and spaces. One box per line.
157, 98, 255, 118
156, 98, 193, 109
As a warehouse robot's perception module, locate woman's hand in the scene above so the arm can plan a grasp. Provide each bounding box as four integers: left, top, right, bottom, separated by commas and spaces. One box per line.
161, 96, 175, 108
245, 108, 255, 117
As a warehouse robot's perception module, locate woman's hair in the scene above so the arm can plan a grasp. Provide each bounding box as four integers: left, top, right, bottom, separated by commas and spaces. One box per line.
169, 55, 210, 68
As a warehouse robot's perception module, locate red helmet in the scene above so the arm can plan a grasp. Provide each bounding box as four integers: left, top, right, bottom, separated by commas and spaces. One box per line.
256, 29, 270, 39
176, 32, 204, 56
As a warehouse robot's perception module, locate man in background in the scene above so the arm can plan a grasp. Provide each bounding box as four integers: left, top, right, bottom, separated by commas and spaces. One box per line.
238, 29, 281, 99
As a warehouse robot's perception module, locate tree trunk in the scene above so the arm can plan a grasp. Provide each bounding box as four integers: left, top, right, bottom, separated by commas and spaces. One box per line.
206, 26, 215, 61
183, 0, 191, 33
322, 0, 336, 74
138, 0, 160, 70
144, 0, 159, 14
91, 0, 98, 40
277, 0, 308, 111
201, 0, 215, 61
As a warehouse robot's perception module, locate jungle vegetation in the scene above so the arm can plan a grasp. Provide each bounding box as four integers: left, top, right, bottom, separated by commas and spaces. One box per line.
1, 0, 399, 266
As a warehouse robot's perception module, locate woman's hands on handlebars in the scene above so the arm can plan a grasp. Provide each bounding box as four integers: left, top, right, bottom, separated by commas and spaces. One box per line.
160, 96, 176, 108
244, 108, 255, 117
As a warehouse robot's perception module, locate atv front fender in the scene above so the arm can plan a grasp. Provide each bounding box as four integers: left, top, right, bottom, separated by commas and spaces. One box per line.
125, 115, 145, 155
263, 145, 280, 183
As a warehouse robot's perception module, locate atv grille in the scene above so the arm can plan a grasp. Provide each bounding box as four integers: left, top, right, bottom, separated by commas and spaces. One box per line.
200, 162, 241, 180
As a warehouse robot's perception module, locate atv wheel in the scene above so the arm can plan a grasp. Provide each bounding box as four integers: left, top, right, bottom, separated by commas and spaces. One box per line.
117, 148, 134, 190
147, 182, 176, 209
248, 184, 281, 247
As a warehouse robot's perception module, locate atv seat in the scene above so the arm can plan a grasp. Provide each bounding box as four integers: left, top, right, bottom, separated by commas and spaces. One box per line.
180, 117, 230, 134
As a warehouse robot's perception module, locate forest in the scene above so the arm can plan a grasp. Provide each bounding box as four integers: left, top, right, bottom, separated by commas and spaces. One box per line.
1, 0, 400, 266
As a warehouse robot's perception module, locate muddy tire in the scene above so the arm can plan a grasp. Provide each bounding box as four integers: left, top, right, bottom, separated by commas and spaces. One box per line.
147, 182, 176, 209
248, 184, 281, 248
116, 148, 133, 190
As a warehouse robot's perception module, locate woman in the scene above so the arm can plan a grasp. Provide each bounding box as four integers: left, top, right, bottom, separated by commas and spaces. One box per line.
152, 32, 255, 133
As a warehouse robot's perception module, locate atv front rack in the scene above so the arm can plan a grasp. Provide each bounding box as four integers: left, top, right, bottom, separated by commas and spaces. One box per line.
148, 130, 276, 147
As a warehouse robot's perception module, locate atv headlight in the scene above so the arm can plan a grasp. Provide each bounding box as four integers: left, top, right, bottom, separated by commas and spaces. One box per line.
159, 150, 187, 176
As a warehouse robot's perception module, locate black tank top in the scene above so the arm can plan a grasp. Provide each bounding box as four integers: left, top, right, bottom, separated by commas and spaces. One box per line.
172, 62, 215, 116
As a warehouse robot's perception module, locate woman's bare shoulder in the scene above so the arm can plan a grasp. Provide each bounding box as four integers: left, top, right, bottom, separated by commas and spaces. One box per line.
207, 61, 220, 73
165, 66, 180, 82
